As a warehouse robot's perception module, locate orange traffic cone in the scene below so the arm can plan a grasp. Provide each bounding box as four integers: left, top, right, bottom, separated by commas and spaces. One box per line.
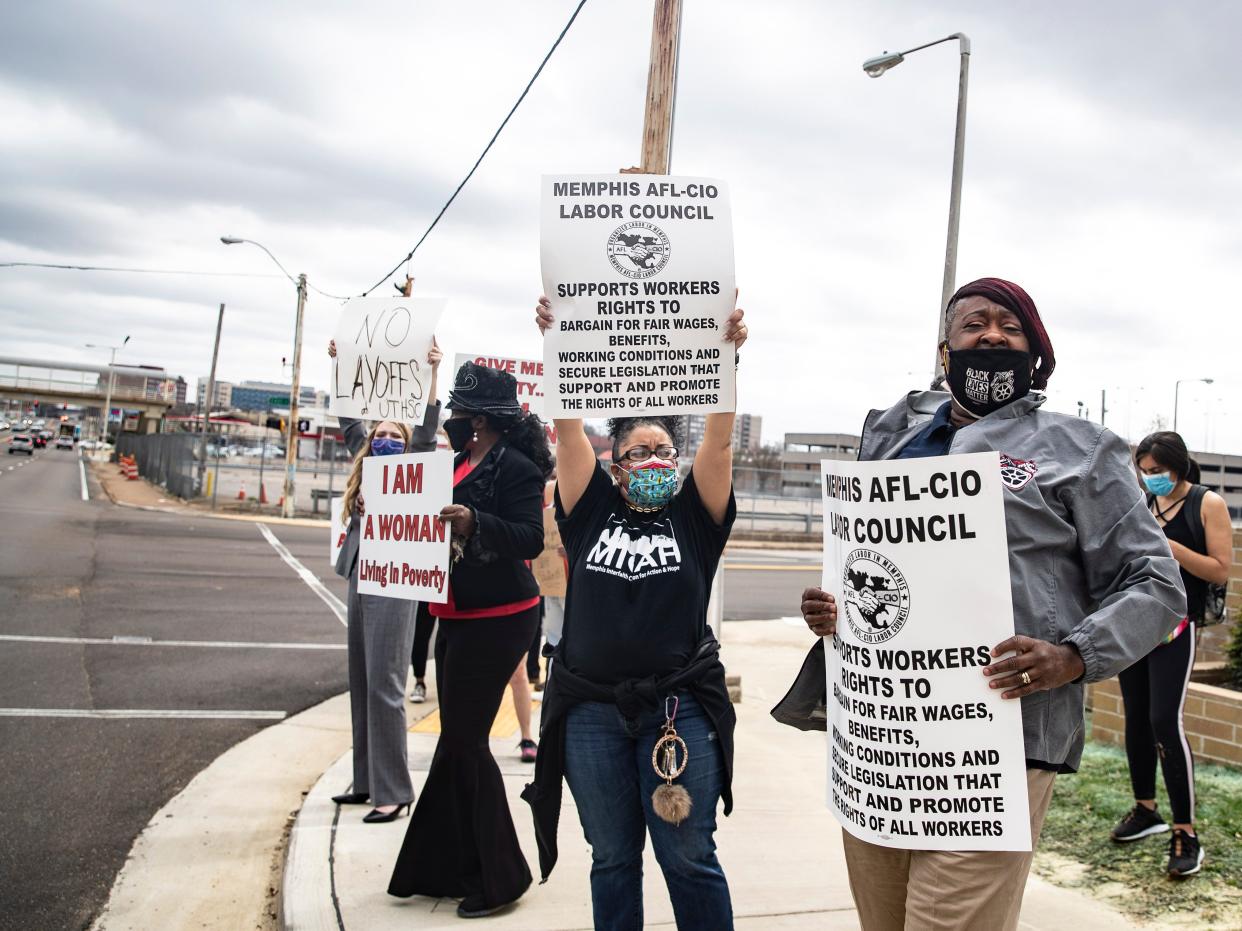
259, 483, 268, 504
277, 494, 285, 508
238, 480, 246, 500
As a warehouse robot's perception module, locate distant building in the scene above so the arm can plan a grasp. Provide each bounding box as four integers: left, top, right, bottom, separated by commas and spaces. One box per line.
1189, 449, 1242, 521
674, 412, 761, 459
781, 432, 860, 497
732, 413, 762, 452
226, 380, 321, 413
196, 377, 234, 410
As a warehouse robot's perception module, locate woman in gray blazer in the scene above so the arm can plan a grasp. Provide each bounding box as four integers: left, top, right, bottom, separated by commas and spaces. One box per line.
327, 338, 442, 822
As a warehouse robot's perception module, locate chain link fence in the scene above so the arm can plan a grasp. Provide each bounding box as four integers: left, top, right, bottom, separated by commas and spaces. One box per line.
116, 431, 210, 499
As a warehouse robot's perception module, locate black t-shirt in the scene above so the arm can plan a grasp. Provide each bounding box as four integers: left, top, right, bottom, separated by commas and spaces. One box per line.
555, 462, 736, 685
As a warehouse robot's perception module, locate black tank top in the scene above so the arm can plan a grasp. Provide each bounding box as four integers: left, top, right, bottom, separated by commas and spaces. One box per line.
1159, 499, 1207, 622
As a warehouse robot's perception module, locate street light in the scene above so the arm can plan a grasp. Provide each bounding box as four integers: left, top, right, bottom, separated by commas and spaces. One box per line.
863, 33, 971, 380
1173, 377, 1214, 433
221, 236, 308, 519
86, 335, 130, 446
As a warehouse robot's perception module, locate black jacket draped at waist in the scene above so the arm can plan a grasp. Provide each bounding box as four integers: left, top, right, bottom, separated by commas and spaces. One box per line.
520, 633, 736, 881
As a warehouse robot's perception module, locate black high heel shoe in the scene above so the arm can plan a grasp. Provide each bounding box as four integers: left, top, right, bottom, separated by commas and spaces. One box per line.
331, 791, 370, 805
362, 802, 412, 823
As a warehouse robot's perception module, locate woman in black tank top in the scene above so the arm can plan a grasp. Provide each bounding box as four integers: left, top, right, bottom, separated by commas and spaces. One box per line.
1109, 432, 1231, 878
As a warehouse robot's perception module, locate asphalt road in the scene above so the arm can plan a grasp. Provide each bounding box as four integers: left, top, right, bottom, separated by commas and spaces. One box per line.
0, 447, 351, 931
722, 547, 821, 621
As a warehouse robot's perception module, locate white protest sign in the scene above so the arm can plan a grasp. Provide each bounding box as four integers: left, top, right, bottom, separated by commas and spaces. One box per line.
821, 452, 1031, 851
357, 450, 453, 603
540, 174, 736, 418
452, 352, 557, 445
329, 496, 347, 567
332, 297, 445, 422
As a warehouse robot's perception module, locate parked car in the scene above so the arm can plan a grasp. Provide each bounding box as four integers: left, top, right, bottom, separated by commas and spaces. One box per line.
8, 434, 34, 455
56, 435, 75, 449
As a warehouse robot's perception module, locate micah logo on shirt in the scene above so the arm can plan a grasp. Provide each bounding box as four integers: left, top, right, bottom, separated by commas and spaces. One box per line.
585, 514, 683, 579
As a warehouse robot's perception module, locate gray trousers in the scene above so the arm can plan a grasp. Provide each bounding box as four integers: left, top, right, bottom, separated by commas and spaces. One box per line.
346, 571, 418, 806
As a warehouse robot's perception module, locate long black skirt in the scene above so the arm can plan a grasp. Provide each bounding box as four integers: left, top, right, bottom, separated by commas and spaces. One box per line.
388, 605, 538, 906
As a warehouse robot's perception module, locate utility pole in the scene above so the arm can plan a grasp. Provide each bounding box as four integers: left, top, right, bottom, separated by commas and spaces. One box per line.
283, 275, 307, 518
633, 1, 733, 662
198, 303, 225, 494
638, 0, 683, 173
1100, 388, 1107, 427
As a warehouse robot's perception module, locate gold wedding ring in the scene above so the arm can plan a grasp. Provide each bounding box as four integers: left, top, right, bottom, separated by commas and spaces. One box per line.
1020, 671, 1031, 686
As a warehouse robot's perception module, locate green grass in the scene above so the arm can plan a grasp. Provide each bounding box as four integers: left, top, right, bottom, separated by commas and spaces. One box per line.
1036, 739, 1242, 927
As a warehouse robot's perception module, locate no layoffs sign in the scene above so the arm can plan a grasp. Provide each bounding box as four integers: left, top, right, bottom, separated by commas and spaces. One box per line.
540, 174, 737, 418
332, 297, 445, 423
821, 452, 1032, 852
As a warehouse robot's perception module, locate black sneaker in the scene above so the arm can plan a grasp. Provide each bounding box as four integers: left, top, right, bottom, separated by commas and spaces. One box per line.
1110, 804, 1168, 842
1167, 829, 1204, 878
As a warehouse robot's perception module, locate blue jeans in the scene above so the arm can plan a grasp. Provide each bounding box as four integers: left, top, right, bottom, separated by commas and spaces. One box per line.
564, 692, 733, 931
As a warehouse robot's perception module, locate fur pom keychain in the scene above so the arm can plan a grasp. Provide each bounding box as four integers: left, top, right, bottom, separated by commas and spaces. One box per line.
651, 695, 692, 824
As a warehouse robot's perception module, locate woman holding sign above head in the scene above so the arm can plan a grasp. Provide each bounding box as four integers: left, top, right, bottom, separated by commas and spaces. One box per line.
388, 360, 551, 919
522, 295, 746, 931
327, 337, 442, 824
781, 277, 1185, 930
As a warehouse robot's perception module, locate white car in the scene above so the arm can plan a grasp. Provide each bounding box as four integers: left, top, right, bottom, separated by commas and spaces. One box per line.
56, 436, 75, 449
0, 420, 10, 430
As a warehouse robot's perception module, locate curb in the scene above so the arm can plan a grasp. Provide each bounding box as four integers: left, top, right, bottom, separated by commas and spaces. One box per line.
280, 701, 440, 931
86, 461, 330, 528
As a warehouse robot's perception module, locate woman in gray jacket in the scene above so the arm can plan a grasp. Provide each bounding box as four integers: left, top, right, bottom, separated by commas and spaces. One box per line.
327, 337, 442, 823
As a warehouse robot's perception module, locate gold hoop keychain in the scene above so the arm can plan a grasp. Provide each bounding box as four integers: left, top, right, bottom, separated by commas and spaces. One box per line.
651, 695, 692, 824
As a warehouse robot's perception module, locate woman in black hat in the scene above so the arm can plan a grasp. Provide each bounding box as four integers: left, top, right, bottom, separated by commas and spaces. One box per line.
388, 361, 552, 919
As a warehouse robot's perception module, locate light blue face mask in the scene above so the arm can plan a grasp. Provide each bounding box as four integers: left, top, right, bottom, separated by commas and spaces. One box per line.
620, 460, 679, 508
1142, 472, 1175, 497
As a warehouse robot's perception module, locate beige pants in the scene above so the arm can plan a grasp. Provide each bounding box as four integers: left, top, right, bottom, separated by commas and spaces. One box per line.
842, 768, 1057, 931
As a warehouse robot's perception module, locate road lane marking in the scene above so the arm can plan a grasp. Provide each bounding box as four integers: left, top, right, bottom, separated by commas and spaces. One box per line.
0, 708, 287, 720
257, 523, 347, 626
0, 634, 345, 651
79, 456, 89, 500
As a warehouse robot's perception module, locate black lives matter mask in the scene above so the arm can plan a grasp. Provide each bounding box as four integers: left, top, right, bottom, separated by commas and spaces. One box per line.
945, 348, 1032, 419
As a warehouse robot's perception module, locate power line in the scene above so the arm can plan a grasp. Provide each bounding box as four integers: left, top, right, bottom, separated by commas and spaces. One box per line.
361, 0, 590, 297
0, 261, 284, 279
1, 259, 351, 301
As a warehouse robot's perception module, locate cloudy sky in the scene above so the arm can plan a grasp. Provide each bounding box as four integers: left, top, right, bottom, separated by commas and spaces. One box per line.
3, 0, 1240, 453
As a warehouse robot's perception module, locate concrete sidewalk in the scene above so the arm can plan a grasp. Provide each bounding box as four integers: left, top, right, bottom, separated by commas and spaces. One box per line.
282, 621, 1137, 930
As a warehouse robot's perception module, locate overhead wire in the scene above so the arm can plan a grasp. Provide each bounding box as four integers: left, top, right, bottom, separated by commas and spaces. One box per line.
0, 261, 284, 279
360, 0, 590, 297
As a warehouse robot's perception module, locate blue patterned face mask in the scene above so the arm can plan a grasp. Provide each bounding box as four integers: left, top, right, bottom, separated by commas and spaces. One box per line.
370, 437, 406, 456
619, 459, 678, 508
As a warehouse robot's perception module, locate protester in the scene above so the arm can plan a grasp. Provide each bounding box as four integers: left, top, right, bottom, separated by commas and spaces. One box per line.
408, 603, 435, 703
388, 361, 551, 919
779, 278, 1186, 930
1110, 431, 1231, 876
522, 295, 746, 931
328, 338, 441, 823
510, 658, 538, 762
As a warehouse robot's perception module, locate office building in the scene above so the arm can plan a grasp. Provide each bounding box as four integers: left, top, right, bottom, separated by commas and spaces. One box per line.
781, 432, 861, 497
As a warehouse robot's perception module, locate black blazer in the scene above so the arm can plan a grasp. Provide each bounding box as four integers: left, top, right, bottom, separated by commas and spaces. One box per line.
451, 440, 545, 610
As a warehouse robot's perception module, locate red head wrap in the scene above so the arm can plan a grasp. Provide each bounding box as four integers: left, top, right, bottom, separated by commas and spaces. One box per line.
947, 277, 1055, 390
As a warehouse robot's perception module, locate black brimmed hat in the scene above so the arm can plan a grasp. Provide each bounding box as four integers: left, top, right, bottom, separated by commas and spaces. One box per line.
446, 361, 524, 417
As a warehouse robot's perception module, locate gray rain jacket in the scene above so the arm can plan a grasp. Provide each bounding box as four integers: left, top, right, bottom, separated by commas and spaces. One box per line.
775, 390, 1185, 771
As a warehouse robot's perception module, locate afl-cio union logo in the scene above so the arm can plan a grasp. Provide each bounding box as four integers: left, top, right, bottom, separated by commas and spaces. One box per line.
607, 221, 670, 279
842, 548, 911, 644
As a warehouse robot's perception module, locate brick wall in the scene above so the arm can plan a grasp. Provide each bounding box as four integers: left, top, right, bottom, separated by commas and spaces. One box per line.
1088, 677, 1242, 769
1197, 528, 1242, 665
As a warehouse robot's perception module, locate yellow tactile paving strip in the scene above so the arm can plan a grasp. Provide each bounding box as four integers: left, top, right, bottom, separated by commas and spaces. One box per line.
410, 685, 540, 738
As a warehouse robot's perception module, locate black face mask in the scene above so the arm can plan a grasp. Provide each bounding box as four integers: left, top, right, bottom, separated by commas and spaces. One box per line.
443, 417, 475, 452
945, 348, 1032, 419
